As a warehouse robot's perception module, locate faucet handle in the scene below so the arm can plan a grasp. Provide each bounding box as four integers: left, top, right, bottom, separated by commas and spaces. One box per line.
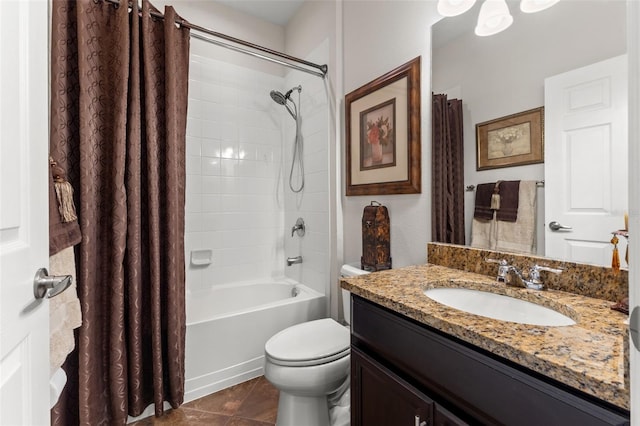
527, 264, 563, 288
291, 217, 305, 237
485, 258, 510, 283
532, 264, 563, 274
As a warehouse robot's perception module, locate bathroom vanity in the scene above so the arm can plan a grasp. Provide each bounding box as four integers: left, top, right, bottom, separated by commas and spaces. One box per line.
341, 256, 630, 425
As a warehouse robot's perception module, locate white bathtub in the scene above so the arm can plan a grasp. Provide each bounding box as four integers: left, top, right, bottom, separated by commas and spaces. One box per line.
184, 278, 326, 402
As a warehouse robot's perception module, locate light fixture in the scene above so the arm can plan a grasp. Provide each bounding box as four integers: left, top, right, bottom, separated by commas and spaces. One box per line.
475, 0, 513, 36
520, 0, 560, 13
440, 0, 560, 37
437, 0, 477, 17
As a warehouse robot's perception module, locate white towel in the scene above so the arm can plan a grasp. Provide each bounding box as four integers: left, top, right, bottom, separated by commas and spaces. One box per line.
49, 246, 82, 375
471, 214, 497, 250
50, 367, 67, 408
495, 180, 537, 254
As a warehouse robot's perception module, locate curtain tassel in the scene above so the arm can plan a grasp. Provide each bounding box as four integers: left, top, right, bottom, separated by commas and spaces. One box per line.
611, 235, 620, 274
490, 181, 501, 210
50, 157, 78, 223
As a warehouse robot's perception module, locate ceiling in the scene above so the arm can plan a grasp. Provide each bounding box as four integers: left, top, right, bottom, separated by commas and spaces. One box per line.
217, 0, 559, 31
216, 0, 306, 26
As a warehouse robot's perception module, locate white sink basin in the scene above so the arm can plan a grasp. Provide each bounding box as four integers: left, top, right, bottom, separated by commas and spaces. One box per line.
424, 288, 576, 326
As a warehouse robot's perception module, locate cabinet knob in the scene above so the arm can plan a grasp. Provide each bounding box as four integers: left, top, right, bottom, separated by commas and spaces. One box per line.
414, 415, 427, 426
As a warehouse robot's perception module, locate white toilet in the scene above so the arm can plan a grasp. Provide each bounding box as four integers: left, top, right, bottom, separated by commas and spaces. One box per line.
264, 264, 369, 426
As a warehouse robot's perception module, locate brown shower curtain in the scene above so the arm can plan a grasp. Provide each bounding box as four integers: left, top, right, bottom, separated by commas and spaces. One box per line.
432, 94, 465, 245
50, 0, 189, 424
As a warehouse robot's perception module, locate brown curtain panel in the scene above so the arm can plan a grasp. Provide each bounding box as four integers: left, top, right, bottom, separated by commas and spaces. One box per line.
49, 0, 189, 424
432, 94, 465, 245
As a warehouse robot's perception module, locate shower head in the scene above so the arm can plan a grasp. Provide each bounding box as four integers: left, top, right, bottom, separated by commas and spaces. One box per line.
270, 90, 287, 105
270, 85, 302, 106
270, 85, 302, 120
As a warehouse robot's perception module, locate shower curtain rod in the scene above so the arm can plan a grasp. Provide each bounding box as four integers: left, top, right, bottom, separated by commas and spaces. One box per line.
103, 0, 328, 78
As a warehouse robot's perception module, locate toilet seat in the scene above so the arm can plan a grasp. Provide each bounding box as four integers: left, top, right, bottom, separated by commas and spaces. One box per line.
265, 318, 350, 367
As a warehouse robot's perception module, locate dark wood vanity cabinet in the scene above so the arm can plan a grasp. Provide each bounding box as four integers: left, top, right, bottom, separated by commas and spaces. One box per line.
350, 295, 630, 426
352, 347, 433, 426
352, 346, 468, 426
433, 404, 468, 426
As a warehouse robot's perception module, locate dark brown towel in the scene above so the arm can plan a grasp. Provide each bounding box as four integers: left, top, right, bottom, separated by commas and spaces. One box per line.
49, 163, 82, 256
495, 180, 520, 222
473, 183, 495, 221
611, 297, 629, 315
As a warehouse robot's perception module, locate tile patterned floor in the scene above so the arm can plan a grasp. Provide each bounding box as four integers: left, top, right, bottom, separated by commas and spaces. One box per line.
130, 376, 279, 425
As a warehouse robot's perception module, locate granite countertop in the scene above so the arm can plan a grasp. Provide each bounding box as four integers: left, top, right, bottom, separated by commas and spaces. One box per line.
341, 264, 630, 410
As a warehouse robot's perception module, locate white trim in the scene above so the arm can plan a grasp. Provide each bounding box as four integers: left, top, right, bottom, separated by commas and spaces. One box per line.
628, 0, 640, 424
334, 0, 346, 321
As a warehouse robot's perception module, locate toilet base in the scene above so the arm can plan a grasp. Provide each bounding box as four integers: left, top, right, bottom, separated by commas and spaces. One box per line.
276, 392, 329, 426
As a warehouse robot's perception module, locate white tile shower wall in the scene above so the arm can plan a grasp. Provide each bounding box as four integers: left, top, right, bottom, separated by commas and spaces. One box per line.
185, 52, 287, 292
283, 40, 331, 296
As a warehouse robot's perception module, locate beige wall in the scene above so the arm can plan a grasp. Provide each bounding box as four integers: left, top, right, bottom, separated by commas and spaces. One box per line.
286, 1, 338, 84
342, 1, 441, 268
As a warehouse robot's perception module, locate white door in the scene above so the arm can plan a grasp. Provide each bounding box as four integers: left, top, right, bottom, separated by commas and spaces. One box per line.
544, 55, 628, 266
0, 1, 51, 424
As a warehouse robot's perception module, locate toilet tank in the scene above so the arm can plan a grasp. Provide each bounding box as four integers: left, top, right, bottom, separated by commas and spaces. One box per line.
340, 264, 370, 325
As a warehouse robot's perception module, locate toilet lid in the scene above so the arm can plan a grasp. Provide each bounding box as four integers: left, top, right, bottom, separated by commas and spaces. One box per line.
265, 318, 350, 366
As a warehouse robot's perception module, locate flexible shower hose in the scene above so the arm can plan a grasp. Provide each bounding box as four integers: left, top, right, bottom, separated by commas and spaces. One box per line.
289, 94, 304, 193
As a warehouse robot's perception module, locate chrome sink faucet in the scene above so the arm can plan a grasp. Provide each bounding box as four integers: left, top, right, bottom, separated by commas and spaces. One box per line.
486, 258, 563, 290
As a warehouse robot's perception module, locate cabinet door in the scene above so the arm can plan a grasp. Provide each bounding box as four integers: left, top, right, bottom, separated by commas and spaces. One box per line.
352, 347, 432, 426
434, 404, 469, 426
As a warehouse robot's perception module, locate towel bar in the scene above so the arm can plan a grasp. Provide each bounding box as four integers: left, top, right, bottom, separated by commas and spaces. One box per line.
466, 180, 544, 192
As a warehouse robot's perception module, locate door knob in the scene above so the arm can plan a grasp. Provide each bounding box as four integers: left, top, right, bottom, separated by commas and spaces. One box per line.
548, 221, 573, 231
33, 268, 72, 299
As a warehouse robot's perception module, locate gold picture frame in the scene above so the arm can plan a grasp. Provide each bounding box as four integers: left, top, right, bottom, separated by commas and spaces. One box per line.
345, 57, 421, 195
476, 107, 544, 171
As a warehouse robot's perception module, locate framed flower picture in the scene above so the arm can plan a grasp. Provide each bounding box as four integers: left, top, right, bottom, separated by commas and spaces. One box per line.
475, 107, 544, 170
360, 99, 396, 171
345, 57, 421, 196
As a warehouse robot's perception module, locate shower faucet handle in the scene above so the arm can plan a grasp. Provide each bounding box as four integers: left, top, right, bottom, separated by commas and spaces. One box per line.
291, 217, 305, 237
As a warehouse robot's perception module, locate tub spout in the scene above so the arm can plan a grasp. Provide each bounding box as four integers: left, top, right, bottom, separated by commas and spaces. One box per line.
286, 256, 303, 266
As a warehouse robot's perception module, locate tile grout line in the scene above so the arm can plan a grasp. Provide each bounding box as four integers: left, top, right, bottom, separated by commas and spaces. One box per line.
233, 377, 278, 425
234, 376, 261, 419
129, 376, 277, 425
224, 377, 274, 426
181, 376, 263, 418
